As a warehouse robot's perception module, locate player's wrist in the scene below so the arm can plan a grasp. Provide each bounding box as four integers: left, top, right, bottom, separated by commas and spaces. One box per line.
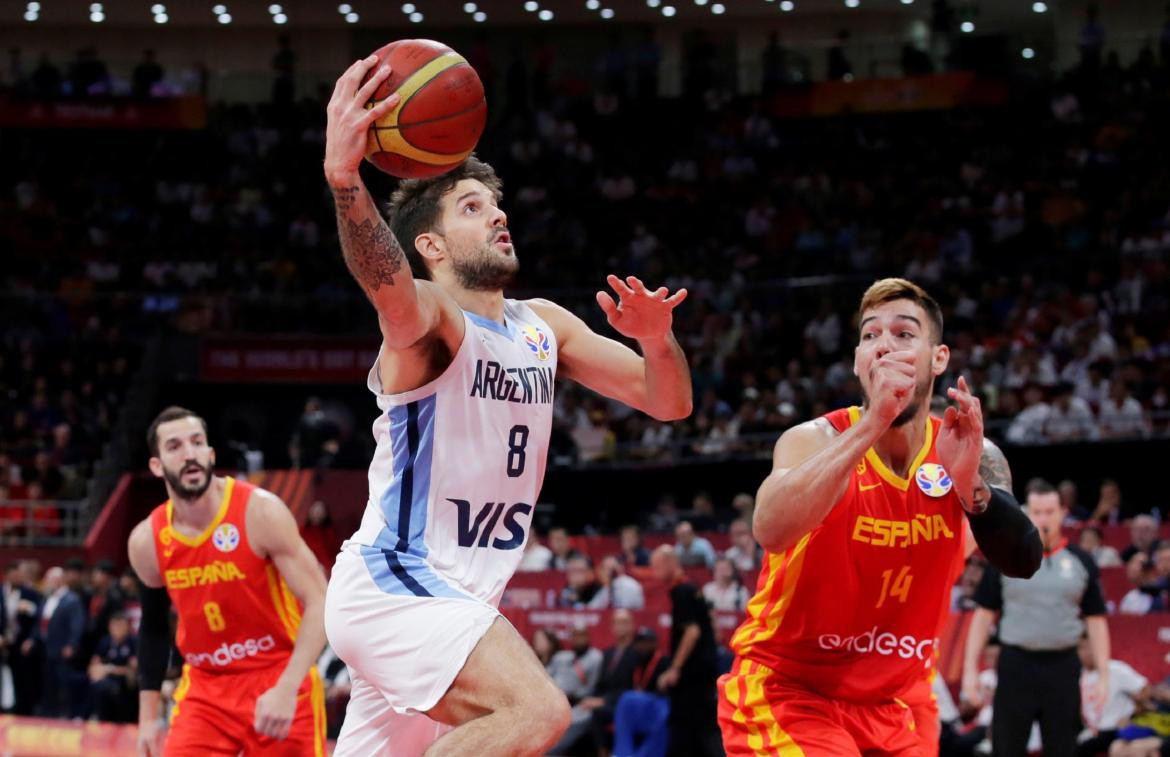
325, 166, 362, 191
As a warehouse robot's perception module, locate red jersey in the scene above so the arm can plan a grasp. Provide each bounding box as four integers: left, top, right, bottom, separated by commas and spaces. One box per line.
151, 477, 302, 674
730, 406, 966, 703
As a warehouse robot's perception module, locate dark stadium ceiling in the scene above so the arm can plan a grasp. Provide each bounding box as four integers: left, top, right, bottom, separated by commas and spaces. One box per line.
5, 0, 1074, 28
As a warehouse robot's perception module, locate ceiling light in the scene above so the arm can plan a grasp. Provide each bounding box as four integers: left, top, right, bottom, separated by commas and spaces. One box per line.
338, 3, 351, 12
647, 0, 660, 7
273, 12, 287, 23
524, 1, 538, 10
473, 10, 486, 21
1032, 1, 1047, 11
538, 8, 553, 19
212, 4, 226, 14
586, 0, 599, 8
90, 10, 104, 21
1022, 47, 1035, 59
24, 10, 37, 20
779, 0, 794, 10
27, 1, 40, 9
662, 4, 676, 15
268, 3, 282, 13
345, 11, 359, 22
600, 7, 614, 17
409, 10, 422, 21
845, 0, 859, 7
218, 12, 232, 23
401, 3, 415, 13
960, 20, 974, 32
154, 12, 168, 22
151, 3, 165, 13
463, 2, 476, 11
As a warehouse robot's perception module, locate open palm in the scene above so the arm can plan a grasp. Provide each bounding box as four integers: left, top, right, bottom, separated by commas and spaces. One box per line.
596, 275, 687, 342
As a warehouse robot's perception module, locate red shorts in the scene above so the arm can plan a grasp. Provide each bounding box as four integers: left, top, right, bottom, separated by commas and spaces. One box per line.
717, 658, 929, 757
901, 675, 940, 757
165, 664, 326, 756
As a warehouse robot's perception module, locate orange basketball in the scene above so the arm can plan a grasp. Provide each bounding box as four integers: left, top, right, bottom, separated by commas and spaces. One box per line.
362, 39, 487, 179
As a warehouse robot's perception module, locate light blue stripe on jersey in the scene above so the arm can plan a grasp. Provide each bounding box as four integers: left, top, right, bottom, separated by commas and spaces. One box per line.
367, 394, 470, 599
464, 310, 514, 339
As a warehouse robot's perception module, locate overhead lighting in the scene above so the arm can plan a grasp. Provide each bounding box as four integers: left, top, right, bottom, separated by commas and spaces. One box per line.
695, 0, 707, 5
601, 7, 614, 17
345, 11, 359, 22
409, 10, 423, 21
524, 1, 538, 10
338, 3, 352, 12
586, 0, 599, 8
780, 1, 794, 10
1022, 47, 1035, 59
1032, 1, 1047, 11
27, 0, 40, 9
273, 12, 287, 23
24, 10, 37, 21
212, 4, 226, 14
712, 2, 725, 12
151, 3, 165, 12
901, 0, 913, 4
844, 0, 859, 7
960, 20, 974, 32
268, 3, 282, 13
662, 5, 676, 16
218, 12, 232, 23
401, 3, 415, 13
646, 0, 660, 7
538, 8, 553, 19
154, 12, 168, 22
90, 10, 104, 21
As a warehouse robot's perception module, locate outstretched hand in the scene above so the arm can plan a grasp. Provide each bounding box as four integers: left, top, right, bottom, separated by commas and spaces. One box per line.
324, 55, 401, 186
596, 275, 687, 342
936, 376, 984, 510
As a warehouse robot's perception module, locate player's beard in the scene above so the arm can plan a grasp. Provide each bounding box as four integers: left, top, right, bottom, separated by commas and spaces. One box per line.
164, 460, 214, 500
861, 374, 933, 428
451, 231, 519, 291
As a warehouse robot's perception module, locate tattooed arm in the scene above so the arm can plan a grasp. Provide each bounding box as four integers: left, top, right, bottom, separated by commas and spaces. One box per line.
969, 437, 1013, 512
323, 56, 442, 349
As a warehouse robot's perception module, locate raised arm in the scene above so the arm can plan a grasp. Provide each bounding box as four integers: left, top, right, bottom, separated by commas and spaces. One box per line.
323, 55, 443, 350
246, 491, 328, 741
529, 275, 691, 421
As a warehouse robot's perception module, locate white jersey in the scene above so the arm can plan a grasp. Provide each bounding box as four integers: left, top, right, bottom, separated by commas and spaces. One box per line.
347, 299, 557, 606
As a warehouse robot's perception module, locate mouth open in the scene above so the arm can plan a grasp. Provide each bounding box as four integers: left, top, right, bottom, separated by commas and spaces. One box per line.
493, 232, 512, 247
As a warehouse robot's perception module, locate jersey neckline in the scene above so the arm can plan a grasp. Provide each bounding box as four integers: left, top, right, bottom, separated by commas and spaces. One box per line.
166, 476, 235, 548
846, 406, 934, 492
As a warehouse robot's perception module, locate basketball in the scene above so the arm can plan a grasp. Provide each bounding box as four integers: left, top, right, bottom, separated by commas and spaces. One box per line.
362, 39, 487, 179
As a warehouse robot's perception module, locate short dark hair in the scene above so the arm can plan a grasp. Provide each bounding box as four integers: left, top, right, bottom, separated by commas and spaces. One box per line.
147, 406, 208, 457
1025, 478, 1058, 497
1080, 525, 1103, 539
386, 156, 503, 280
858, 277, 945, 344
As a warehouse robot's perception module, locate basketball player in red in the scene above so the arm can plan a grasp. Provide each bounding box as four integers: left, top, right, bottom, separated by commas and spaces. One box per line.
718, 279, 1042, 756
127, 407, 328, 756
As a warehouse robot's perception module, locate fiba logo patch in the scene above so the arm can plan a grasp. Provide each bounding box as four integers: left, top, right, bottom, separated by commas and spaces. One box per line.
522, 326, 551, 361
915, 463, 952, 498
212, 523, 240, 553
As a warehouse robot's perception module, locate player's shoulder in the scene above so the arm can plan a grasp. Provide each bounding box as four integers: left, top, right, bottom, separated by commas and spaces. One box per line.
777, 417, 839, 447
127, 515, 163, 587
243, 485, 293, 524
524, 297, 573, 322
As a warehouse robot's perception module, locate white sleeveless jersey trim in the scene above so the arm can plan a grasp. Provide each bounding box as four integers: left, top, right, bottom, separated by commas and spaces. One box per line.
348, 299, 557, 607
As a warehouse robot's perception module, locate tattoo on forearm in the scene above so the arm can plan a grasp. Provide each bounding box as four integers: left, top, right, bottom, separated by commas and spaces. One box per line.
332, 185, 403, 291
333, 185, 359, 214
978, 439, 1013, 490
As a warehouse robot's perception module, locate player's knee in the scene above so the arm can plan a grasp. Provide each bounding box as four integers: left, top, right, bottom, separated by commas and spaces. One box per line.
518, 684, 570, 741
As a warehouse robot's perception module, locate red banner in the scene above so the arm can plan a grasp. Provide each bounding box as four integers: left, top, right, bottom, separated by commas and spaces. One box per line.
770, 72, 1010, 118
0, 96, 206, 130
200, 337, 381, 383
0, 716, 138, 756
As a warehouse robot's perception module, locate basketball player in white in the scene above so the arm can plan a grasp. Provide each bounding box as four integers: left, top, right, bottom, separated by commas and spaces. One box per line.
322, 56, 692, 755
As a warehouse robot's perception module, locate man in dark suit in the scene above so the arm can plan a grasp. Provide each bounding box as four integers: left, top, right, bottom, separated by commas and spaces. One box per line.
36, 565, 85, 717
584, 609, 643, 752
4, 561, 43, 715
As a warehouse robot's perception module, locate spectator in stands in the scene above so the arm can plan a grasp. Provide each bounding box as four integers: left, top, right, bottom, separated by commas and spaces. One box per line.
1121, 515, 1162, 563
674, 521, 716, 570
561, 555, 604, 609
730, 493, 754, 526
1076, 636, 1150, 757
724, 517, 761, 572
549, 526, 584, 571
131, 49, 163, 98
548, 626, 604, 752
87, 610, 137, 723
702, 557, 749, 612
300, 500, 341, 577
1080, 525, 1123, 568
618, 524, 651, 568
593, 555, 645, 610
1120, 542, 1170, 614
83, 558, 123, 665
687, 491, 719, 532
35, 565, 85, 718
612, 631, 671, 757
531, 627, 561, 669
951, 556, 986, 612
290, 397, 340, 471
117, 569, 141, 635
651, 545, 722, 757
1006, 385, 1050, 444
1060, 480, 1091, 522
5, 562, 41, 715
62, 558, 90, 620
1079, 3, 1105, 73
578, 609, 641, 753
1045, 382, 1098, 442
517, 528, 554, 572
1098, 382, 1149, 439
647, 495, 680, 534
1091, 479, 1125, 526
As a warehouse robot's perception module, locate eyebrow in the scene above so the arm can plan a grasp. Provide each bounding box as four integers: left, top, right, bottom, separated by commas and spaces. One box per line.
859, 314, 922, 329
455, 191, 483, 205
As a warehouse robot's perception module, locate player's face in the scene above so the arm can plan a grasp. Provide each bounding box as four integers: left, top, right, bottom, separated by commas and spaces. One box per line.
149, 417, 215, 500
438, 179, 516, 291
854, 299, 949, 428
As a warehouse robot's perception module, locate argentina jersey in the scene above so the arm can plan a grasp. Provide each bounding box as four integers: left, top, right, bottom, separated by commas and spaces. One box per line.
347, 298, 557, 607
